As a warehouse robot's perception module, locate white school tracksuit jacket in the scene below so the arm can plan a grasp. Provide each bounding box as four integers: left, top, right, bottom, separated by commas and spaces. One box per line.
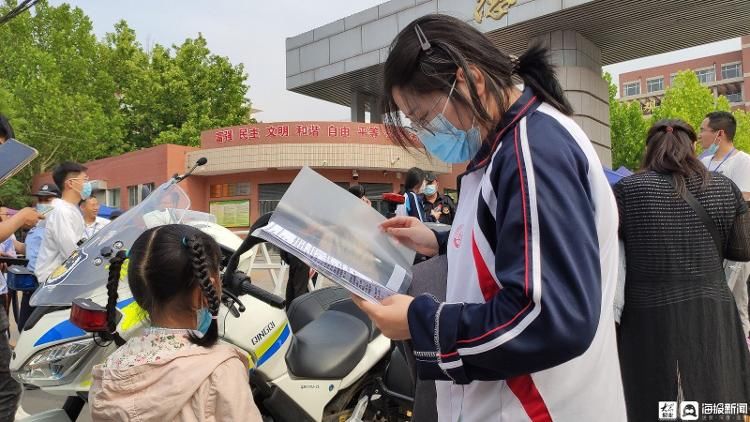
407, 88, 627, 422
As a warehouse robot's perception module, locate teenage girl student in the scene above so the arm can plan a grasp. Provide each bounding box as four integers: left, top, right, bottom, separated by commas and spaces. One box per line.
89, 224, 261, 421
353, 14, 626, 421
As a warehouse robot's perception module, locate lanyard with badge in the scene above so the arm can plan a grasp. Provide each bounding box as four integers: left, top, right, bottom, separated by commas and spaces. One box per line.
709, 148, 736, 172
84, 222, 98, 239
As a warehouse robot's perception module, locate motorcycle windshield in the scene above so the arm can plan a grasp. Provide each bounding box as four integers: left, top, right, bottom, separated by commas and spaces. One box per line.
30, 180, 192, 307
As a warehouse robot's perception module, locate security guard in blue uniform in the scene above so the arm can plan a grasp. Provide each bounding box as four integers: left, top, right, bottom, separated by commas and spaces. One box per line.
421, 173, 455, 225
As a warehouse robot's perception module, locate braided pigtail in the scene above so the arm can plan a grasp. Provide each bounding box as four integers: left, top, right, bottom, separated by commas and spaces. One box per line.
105, 250, 128, 344
186, 235, 220, 347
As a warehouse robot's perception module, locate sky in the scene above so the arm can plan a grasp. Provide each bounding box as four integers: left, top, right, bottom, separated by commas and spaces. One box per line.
47, 0, 741, 123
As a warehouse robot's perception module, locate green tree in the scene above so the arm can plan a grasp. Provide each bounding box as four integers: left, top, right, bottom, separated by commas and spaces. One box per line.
651, 70, 730, 133
0, 1, 126, 207
605, 73, 648, 170
733, 109, 750, 153
104, 27, 253, 148
0, 1, 255, 207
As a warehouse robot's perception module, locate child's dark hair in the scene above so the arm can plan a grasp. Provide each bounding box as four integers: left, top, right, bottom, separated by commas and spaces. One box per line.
404, 167, 425, 192
382, 14, 572, 148
105, 224, 222, 347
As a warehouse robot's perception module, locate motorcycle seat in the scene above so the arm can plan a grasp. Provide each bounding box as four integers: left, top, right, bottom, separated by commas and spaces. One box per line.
285, 310, 368, 379
287, 286, 380, 341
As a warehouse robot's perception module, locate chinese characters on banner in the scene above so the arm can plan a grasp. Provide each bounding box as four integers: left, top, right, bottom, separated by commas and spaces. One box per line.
214, 124, 384, 144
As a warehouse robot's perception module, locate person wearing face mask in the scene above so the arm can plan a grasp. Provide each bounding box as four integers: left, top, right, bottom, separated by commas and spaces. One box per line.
13, 184, 60, 331
700, 111, 750, 344
352, 15, 625, 422
420, 173, 455, 225
35, 162, 88, 283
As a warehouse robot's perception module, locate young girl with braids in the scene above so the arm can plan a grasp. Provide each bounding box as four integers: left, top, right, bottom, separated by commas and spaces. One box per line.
89, 224, 261, 421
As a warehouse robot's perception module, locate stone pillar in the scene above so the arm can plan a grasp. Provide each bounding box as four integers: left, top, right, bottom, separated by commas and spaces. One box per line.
530, 31, 612, 167
351, 91, 366, 123
368, 96, 383, 123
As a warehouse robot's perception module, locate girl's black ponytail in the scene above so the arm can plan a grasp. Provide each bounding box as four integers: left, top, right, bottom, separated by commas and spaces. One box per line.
186, 235, 220, 347
105, 250, 128, 340
515, 43, 574, 116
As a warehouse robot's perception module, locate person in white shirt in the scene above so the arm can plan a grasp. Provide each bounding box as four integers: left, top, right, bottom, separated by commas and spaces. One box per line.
79, 197, 109, 240
700, 111, 750, 340
35, 162, 89, 283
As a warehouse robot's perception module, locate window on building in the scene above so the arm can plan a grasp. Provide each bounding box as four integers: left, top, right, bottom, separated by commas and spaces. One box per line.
361, 183, 395, 217
669, 73, 677, 86
127, 186, 139, 207
695, 68, 716, 84
622, 81, 640, 97
106, 188, 120, 208
647, 77, 664, 93
721, 63, 742, 80
142, 183, 155, 199
725, 87, 743, 103
258, 183, 291, 215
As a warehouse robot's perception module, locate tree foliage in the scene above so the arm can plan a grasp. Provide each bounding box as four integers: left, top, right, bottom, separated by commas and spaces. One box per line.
605, 73, 648, 171
651, 71, 730, 132
0, 0, 253, 207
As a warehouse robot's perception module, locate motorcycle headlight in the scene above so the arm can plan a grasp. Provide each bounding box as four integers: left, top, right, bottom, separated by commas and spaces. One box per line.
14, 339, 95, 386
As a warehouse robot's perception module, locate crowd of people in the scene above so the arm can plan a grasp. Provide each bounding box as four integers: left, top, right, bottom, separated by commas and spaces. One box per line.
0, 114, 111, 419
0, 12, 749, 422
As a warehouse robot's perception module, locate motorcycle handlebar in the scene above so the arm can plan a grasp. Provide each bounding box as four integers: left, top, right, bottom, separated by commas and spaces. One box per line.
240, 280, 286, 309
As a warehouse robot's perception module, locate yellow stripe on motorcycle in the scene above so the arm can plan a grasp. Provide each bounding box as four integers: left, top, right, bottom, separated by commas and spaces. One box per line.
254, 322, 288, 362
120, 301, 147, 332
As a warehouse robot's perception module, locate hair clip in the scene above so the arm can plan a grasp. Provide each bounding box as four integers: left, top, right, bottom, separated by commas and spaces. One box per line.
181, 236, 189, 247
414, 24, 431, 52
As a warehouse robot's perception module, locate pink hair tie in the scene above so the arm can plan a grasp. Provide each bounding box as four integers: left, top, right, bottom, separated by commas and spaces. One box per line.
665, 126, 674, 133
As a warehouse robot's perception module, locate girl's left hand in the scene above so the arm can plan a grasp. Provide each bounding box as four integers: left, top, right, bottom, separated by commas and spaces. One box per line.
352, 294, 413, 340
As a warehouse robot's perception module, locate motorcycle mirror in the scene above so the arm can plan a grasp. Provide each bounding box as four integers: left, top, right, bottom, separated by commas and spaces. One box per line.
175, 157, 208, 182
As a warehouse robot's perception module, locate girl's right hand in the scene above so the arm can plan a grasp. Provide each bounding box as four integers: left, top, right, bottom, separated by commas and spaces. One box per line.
380, 216, 439, 257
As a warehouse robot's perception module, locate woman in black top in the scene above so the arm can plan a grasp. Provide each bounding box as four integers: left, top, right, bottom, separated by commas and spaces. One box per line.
614, 119, 750, 421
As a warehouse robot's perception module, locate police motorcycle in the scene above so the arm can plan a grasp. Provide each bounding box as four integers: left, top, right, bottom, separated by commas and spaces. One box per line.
10, 159, 415, 422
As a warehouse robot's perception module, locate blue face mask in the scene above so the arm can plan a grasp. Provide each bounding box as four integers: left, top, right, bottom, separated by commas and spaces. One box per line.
196, 307, 212, 336
36, 203, 53, 215
416, 81, 483, 164
706, 132, 720, 155
423, 184, 437, 196
80, 182, 93, 200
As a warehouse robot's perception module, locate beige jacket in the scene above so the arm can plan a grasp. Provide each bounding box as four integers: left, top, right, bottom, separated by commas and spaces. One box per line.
90, 345, 262, 422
